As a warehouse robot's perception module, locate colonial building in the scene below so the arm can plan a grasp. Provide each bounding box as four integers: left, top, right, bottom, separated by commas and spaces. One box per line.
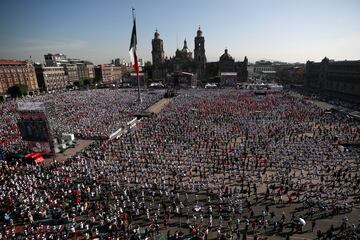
44, 53, 94, 81
35, 65, 68, 92
94, 64, 122, 83
275, 64, 305, 85
253, 60, 275, 73
69, 61, 94, 80
112, 66, 122, 82
149, 27, 247, 87
205, 49, 248, 86
0, 60, 39, 97
305, 57, 360, 102
63, 64, 78, 85
150, 27, 205, 87
86, 63, 95, 79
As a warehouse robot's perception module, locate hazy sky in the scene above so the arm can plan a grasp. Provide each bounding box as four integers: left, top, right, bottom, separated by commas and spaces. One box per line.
0, 0, 359, 64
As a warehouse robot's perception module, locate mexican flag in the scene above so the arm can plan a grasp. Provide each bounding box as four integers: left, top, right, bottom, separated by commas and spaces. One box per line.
129, 10, 139, 77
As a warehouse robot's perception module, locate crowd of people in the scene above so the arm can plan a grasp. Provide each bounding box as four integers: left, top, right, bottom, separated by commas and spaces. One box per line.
0, 100, 26, 156
0, 89, 164, 157
0, 89, 359, 239
20, 89, 165, 139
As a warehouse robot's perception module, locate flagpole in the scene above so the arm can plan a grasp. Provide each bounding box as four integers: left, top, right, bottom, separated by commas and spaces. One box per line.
132, 8, 141, 103
137, 72, 141, 103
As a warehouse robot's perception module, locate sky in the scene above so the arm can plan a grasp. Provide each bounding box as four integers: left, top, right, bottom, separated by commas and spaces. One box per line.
0, 0, 359, 64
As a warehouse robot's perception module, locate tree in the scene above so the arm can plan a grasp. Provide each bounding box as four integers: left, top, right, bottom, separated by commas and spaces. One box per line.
81, 78, 97, 86
73, 80, 83, 88
93, 77, 100, 84
7, 84, 28, 98
83, 78, 92, 86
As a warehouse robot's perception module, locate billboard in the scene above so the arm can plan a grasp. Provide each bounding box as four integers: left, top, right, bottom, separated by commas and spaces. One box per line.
18, 118, 50, 141
220, 72, 237, 86
17, 102, 54, 155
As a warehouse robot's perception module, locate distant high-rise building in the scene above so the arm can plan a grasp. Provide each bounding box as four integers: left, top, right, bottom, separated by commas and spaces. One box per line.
0, 60, 39, 96
44, 53, 68, 66
113, 58, 128, 67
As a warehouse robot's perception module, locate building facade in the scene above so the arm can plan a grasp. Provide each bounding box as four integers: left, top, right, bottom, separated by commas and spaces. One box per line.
44, 53, 67, 66
0, 60, 39, 96
63, 64, 79, 85
72, 62, 94, 80
111, 66, 122, 82
275, 64, 305, 85
44, 54, 95, 82
148, 27, 247, 86
35, 65, 68, 92
253, 60, 275, 73
150, 28, 206, 85
95, 65, 122, 83
205, 49, 248, 86
305, 57, 360, 102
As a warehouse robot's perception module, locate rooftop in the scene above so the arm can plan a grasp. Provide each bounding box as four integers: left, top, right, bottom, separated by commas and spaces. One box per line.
0, 59, 28, 65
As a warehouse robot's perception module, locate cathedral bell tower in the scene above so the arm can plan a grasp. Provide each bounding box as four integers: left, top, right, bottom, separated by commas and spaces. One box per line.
151, 29, 165, 81
152, 29, 164, 66
194, 26, 206, 81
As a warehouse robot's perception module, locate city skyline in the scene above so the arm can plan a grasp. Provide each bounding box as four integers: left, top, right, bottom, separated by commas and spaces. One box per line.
0, 0, 359, 64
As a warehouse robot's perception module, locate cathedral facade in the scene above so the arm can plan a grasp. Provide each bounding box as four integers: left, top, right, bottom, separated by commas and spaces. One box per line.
150, 27, 247, 87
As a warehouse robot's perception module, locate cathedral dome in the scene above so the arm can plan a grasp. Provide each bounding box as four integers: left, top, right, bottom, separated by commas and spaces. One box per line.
181, 39, 190, 53
220, 49, 234, 61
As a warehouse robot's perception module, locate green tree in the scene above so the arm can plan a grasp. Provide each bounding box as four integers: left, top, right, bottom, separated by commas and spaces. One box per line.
83, 78, 92, 86
7, 84, 28, 98
74, 79, 87, 88
81, 78, 97, 87
92, 77, 100, 84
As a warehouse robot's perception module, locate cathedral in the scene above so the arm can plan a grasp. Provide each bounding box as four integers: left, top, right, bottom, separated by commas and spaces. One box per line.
150, 27, 248, 87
